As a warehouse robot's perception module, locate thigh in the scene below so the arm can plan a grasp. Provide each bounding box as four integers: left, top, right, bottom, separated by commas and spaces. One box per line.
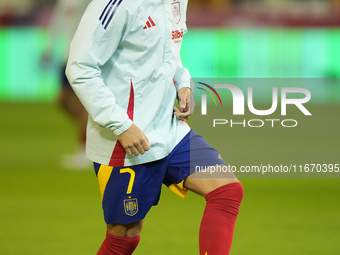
184, 166, 239, 197
107, 219, 144, 237
93, 160, 166, 225
164, 130, 236, 196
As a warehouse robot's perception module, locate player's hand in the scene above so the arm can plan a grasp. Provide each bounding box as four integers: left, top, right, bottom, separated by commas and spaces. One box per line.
117, 123, 151, 156
174, 87, 195, 120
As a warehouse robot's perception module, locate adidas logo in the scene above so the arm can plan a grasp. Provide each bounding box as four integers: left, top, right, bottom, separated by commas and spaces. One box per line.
143, 16, 156, 29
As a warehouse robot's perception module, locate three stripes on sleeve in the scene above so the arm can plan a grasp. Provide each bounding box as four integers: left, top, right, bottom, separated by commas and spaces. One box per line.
99, 0, 124, 29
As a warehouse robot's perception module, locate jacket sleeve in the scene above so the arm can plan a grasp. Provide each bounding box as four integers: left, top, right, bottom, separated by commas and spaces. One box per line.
174, 58, 194, 93
66, 0, 132, 136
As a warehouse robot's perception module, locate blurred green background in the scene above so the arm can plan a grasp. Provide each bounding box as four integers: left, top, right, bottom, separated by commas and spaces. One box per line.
1, 103, 339, 255
1, 0, 340, 254
1, 28, 340, 101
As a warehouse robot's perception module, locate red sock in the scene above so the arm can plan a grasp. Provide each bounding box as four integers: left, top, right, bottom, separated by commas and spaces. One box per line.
97, 231, 140, 255
199, 182, 244, 255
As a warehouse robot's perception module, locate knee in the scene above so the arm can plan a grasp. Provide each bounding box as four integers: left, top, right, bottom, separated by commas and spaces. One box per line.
227, 181, 244, 203
206, 182, 244, 218
207, 182, 244, 202
184, 165, 240, 197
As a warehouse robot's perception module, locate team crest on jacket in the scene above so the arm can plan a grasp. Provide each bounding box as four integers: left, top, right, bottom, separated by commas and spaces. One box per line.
124, 198, 138, 216
171, 2, 181, 24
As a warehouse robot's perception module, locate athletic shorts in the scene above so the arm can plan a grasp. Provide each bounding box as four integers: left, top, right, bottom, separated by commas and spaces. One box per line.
93, 130, 225, 224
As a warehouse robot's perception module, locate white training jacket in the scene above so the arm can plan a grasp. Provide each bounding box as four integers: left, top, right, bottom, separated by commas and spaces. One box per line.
66, 0, 191, 167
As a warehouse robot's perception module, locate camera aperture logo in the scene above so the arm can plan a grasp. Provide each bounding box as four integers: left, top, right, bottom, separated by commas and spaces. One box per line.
196, 82, 223, 108
196, 83, 312, 128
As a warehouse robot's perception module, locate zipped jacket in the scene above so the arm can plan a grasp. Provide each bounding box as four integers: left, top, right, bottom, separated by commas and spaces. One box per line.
66, 0, 191, 166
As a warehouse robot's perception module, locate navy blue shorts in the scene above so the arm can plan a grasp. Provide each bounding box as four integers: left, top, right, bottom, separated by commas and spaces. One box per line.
93, 130, 225, 224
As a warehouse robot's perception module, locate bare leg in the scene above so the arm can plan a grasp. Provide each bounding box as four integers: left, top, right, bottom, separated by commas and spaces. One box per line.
58, 86, 91, 169
183, 164, 239, 196
58, 86, 88, 143
107, 220, 144, 238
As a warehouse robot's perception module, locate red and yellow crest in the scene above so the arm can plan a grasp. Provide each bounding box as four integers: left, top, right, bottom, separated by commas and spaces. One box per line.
124, 198, 138, 216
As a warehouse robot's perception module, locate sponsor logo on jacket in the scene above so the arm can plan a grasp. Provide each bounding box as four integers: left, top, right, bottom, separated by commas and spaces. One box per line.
172, 29, 183, 43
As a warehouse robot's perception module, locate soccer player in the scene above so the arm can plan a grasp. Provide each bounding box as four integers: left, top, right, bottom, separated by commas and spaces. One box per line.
42, 0, 92, 169
66, 0, 244, 254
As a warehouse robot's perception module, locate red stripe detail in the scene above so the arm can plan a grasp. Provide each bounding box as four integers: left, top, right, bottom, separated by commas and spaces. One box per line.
109, 80, 134, 167
127, 79, 134, 121
143, 25, 147, 29
109, 142, 125, 167
146, 21, 151, 28
148, 16, 156, 26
